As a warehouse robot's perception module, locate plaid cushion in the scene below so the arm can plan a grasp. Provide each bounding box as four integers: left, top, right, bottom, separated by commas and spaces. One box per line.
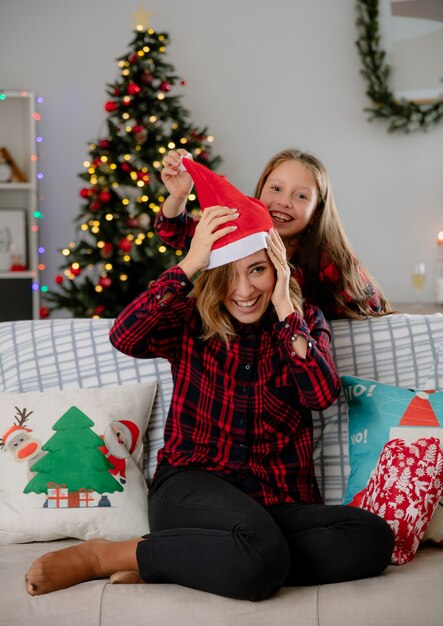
1, 314, 442, 501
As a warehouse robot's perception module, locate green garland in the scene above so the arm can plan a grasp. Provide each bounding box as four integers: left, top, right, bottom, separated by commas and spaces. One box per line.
355, 0, 443, 133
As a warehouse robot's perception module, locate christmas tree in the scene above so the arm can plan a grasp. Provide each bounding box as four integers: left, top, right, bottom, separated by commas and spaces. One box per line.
45, 7, 221, 318
24, 406, 123, 495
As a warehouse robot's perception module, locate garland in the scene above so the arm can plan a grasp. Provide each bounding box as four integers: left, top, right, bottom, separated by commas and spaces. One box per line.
355, 0, 443, 133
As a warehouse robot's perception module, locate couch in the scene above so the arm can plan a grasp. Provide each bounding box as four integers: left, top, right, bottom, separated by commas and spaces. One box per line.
1, 313, 442, 626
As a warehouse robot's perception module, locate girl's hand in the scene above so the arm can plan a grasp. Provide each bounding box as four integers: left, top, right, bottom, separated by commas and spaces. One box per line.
160, 149, 194, 200
266, 229, 294, 320
178, 205, 239, 278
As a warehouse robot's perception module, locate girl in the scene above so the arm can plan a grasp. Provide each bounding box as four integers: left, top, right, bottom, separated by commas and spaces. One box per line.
156, 148, 392, 319
25, 186, 393, 599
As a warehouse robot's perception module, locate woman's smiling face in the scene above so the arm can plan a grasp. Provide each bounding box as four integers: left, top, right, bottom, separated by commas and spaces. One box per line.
223, 250, 275, 324
259, 159, 319, 239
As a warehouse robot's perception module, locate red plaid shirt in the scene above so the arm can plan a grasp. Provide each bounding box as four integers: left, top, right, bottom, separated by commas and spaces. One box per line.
110, 267, 341, 506
154, 210, 383, 319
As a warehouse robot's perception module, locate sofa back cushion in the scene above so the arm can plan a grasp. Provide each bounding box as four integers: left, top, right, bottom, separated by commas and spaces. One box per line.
1, 314, 442, 503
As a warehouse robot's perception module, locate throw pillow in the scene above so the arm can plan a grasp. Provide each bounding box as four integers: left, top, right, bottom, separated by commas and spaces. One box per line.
359, 438, 443, 565
341, 375, 443, 505
0, 382, 156, 544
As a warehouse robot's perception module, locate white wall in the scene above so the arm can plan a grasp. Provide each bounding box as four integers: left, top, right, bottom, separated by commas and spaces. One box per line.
1, 0, 442, 305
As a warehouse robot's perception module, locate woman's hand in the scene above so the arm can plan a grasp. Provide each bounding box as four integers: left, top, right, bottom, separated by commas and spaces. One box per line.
266, 229, 294, 320
178, 205, 238, 278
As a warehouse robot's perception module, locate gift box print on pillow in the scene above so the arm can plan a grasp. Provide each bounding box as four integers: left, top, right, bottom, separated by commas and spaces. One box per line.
0, 383, 156, 544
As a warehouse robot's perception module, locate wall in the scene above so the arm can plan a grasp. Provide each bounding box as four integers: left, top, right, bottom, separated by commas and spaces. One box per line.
0, 0, 442, 306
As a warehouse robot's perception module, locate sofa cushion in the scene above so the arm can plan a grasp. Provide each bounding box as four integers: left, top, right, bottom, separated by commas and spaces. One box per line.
359, 437, 443, 565
0, 383, 155, 544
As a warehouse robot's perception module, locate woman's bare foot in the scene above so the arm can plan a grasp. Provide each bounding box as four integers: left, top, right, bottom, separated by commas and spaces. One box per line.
25, 538, 142, 595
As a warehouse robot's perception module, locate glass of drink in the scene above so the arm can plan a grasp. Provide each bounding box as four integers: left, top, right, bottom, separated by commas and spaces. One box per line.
411, 262, 426, 306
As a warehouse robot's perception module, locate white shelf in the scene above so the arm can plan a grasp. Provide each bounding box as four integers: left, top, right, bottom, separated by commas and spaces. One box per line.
0, 90, 39, 321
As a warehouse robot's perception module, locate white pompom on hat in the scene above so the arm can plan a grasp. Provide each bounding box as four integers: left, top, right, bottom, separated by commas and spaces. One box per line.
180, 155, 273, 270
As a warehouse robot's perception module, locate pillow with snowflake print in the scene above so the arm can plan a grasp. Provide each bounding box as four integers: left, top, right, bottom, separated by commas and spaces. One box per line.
358, 437, 443, 565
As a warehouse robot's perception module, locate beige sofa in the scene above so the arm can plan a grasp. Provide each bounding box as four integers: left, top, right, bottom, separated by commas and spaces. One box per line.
1, 313, 442, 626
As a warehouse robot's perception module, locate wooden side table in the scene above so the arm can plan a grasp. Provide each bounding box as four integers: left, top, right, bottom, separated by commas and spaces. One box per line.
392, 303, 443, 314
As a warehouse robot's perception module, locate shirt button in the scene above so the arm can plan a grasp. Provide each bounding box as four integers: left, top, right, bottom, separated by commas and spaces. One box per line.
308, 342, 313, 349
156, 294, 161, 299
180, 281, 186, 286
245, 364, 251, 370
242, 387, 247, 393
291, 352, 296, 356
285, 323, 290, 329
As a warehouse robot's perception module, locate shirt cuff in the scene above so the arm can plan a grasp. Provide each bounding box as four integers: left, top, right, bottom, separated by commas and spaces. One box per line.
156, 208, 187, 224
275, 312, 316, 358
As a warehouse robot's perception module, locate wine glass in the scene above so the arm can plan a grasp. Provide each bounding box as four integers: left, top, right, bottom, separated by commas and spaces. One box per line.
411, 262, 426, 306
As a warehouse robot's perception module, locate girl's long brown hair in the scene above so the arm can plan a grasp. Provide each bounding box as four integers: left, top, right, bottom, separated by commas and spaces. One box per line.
193, 261, 303, 345
254, 149, 392, 319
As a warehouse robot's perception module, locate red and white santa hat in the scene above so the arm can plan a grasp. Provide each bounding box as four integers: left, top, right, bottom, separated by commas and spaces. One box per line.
180, 155, 273, 270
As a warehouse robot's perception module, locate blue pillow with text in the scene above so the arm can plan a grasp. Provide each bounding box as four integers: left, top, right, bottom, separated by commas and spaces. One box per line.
341, 375, 443, 505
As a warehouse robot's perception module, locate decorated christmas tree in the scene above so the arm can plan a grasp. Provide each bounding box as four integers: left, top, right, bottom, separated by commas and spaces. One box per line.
45, 6, 221, 318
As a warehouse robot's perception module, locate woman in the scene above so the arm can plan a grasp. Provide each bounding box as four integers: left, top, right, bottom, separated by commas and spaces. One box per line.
156, 148, 392, 319
25, 166, 393, 600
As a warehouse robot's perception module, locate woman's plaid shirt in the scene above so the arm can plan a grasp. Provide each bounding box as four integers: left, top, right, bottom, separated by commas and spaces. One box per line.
110, 267, 341, 506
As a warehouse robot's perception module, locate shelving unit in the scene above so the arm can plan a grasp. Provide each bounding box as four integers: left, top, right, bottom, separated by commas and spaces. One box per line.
0, 90, 39, 321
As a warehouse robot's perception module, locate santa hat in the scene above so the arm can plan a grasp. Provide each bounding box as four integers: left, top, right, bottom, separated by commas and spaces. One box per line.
180, 155, 273, 269
117, 420, 140, 455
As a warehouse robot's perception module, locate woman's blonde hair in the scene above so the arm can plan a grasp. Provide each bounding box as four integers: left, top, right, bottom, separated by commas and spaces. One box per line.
254, 149, 392, 319
192, 260, 303, 345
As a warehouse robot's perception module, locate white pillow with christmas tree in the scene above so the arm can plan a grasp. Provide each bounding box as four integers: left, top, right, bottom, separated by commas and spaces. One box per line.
0, 383, 156, 544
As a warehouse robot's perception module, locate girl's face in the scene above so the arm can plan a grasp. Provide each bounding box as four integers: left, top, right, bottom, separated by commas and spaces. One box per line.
259, 160, 319, 239
223, 250, 275, 324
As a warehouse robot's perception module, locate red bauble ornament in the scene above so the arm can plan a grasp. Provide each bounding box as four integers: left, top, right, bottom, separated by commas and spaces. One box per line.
122, 98, 131, 107
113, 87, 120, 96
127, 83, 141, 96
120, 162, 132, 172
80, 187, 91, 198
129, 53, 139, 64
40, 307, 50, 319
199, 150, 209, 162
99, 139, 111, 149
70, 265, 82, 277
98, 276, 112, 288
160, 80, 172, 92
118, 238, 133, 253
89, 200, 101, 212
101, 242, 113, 258
132, 125, 144, 134
141, 72, 153, 85
136, 171, 149, 184
95, 305, 105, 315
92, 158, 102, 167
99, 190, 111, 203
104, 101, 117, 112
54, 274, 64, 284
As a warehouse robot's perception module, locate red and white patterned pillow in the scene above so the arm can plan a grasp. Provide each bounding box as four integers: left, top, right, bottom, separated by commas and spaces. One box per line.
358, 437, 443, 565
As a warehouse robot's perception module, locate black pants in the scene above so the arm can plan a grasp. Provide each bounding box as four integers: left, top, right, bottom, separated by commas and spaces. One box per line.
136, 464, 394, 601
